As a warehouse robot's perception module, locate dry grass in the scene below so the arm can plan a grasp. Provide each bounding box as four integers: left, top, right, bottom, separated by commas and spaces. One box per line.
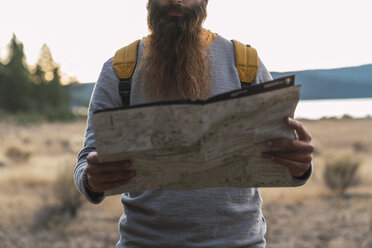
260, 118, 372, 248
0, 120, 125, 248
0, 118, 371, 247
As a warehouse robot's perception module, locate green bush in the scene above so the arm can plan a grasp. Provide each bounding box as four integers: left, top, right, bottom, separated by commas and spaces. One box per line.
15, 111, 44, 125
323, 154, 360, 195
10, 108, 76, 124
43, 105, 76, 122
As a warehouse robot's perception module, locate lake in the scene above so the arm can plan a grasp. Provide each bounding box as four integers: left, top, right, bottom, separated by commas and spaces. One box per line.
72, 98, 372, 120
295, 98, 372, 119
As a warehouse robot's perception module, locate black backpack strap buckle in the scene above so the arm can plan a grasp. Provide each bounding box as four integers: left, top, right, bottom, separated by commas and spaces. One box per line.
119, 78, 131, 107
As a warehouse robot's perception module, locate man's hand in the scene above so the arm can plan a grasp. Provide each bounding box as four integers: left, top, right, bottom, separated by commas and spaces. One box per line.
262, 117, 314, 178
84, 151, 136, 193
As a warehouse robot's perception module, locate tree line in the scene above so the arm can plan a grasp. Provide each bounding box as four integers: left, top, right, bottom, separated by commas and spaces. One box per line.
0, 34, 73, 121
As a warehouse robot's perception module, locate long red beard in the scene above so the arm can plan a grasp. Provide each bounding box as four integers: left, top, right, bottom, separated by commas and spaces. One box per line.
136, 0, 211, 102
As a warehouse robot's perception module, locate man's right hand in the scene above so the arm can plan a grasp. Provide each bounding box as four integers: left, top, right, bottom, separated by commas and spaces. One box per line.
84, 151, 136, 193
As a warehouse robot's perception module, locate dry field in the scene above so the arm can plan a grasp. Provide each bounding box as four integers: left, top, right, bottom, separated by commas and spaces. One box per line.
0, 117, 371, 248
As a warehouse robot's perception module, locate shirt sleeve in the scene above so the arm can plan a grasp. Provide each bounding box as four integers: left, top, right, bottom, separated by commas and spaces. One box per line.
74, 57, 122, 204
252, 57, 273, 85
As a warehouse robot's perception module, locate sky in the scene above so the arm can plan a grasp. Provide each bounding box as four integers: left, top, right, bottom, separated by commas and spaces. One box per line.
1, 0, 371, 83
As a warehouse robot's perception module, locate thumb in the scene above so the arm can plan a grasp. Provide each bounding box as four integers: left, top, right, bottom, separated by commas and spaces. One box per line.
86, 151, 100, 165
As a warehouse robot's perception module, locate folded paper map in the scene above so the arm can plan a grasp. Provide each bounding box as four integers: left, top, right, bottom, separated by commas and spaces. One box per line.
92, 76, 301, 195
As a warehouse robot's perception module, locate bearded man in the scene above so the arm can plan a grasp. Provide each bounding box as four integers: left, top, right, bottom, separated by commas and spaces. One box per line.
74, 0, 314, 247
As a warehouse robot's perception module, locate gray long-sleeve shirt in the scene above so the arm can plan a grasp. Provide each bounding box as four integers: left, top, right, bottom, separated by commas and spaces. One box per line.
74, 33, 311, 248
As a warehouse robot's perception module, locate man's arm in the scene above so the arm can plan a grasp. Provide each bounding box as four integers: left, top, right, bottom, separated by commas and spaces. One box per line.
74, 58, 128, 204
254, 57, 314, 185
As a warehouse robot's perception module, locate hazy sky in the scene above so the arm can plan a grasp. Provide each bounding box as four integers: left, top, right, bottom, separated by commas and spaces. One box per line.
1, 0, 371, 83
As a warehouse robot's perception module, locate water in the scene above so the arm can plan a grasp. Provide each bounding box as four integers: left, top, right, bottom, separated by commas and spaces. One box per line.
73, 98, 372, 120
295, 98, 372, 120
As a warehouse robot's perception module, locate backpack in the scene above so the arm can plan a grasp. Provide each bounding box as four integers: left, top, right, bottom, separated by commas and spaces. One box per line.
112, 30, 259, 106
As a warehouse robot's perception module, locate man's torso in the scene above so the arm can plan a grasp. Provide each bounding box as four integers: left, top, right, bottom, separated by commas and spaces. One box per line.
112, 34, 272, 248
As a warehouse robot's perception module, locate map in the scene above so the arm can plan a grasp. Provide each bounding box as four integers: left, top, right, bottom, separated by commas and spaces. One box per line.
92, 76, 302, 195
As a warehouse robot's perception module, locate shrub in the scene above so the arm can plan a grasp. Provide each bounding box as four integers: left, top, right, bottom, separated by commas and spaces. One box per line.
323, 153, 360, 195
30, 160, 84, 231
352, 140, 368, 153
5, 146, 31, 163
43, 105, 76, 122
30, 205, 67, 231
341, 114, 353, 119
59, 139, 72, 153
53, 160, 84, 218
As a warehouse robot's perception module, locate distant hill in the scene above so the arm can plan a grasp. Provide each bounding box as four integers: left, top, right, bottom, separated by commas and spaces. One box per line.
64, 64, 372, 108
271, 64, 372, 100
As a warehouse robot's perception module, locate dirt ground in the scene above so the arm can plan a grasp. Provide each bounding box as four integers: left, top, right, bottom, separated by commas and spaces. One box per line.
0, 117, 371, 248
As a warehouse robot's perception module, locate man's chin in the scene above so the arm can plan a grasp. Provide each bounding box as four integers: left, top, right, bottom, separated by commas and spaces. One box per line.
168, 10, 184, 17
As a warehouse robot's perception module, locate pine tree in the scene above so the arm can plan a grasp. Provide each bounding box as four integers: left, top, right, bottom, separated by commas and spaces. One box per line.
0, 60, 4, 83
30, 64, 46, 110
45, 67, 67, 107
0, 61, 5, 111
32, 44, 72, 120
36, 44, 57, 81
0, 34, 32, 112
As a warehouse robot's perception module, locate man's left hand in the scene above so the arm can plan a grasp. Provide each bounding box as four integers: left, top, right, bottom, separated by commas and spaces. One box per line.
262, 117, 314, 177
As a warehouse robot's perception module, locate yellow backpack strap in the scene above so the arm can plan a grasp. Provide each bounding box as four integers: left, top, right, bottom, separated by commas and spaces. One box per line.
113, 39, 141, 106
232, 40, 259, 85
113, 39, 141, 79
201, 29, 217, 47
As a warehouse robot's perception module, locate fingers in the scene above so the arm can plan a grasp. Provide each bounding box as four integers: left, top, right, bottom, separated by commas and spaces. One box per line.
88, 170, 136, 185
266, 139, 314, 153
86, 151, 133, 174
89, 178, 134, 193
263, 118, 313, 177
85, 152, 136, 192
85, 169, 136, 192
87, 152, 131, 167
263, 151, 313, 164
87, 151, 100, 164
286, 117, 312, 142
85, 160, 132, 174
263, 154, 311, 177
